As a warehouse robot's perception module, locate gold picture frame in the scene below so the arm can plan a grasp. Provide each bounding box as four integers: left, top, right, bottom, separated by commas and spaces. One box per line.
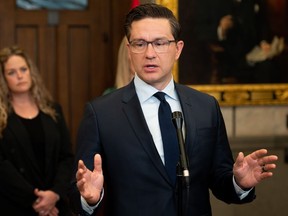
156, 0, 288, 106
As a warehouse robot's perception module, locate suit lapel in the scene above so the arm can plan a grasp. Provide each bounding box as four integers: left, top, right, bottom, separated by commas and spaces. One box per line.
121, 83, 172, 184
175, 84, 197, 157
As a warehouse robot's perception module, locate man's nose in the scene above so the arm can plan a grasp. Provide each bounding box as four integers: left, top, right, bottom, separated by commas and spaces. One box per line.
145, 43, 157, 57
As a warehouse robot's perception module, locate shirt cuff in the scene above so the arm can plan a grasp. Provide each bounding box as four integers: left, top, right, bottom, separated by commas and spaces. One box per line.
233, 176, 253, 200
81, 189, 104, 215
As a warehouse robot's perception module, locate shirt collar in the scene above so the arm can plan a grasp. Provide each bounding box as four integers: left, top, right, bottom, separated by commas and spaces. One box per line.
134, 74, 178, 103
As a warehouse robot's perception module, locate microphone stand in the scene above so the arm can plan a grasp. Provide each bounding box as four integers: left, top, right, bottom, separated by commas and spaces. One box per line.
172, 111, 190, 216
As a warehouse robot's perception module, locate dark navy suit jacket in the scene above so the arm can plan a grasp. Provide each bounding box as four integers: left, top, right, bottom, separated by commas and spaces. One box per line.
70, 81, 255, 216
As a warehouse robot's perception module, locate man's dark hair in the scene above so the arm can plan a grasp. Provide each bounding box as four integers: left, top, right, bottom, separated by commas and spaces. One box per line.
124, 3, 181, 41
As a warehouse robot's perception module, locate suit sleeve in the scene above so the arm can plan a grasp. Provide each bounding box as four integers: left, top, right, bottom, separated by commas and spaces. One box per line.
208, 98, 255, 203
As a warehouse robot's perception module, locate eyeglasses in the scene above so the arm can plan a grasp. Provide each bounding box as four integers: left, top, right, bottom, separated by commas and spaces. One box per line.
129, 39, 176, 53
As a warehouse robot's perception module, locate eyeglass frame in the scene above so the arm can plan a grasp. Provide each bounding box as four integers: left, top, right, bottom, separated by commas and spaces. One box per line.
128, 39, 177, 54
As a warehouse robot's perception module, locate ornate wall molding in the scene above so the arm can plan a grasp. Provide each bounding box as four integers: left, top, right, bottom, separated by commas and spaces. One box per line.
189, 84, 288, 106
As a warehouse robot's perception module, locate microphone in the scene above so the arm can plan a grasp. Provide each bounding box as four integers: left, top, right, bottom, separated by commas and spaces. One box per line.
172, 111, 190, 188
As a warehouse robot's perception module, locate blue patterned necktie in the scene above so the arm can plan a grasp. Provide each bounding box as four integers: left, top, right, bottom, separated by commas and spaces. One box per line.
154, 92, 179, 183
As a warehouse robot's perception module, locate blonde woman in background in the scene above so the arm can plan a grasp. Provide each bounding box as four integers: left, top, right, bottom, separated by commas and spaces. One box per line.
103, 37, 135, 95
0, 45, 74, 216
115, 36, 135, 88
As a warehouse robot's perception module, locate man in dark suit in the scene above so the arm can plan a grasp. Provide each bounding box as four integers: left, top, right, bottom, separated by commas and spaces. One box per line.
69, 3, 278, 216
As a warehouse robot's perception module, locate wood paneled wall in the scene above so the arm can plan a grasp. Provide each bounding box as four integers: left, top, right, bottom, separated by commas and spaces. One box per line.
0, 0, 131, 149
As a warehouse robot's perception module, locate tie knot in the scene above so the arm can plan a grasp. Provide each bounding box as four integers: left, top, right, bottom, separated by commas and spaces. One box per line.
154, 92, 166, 102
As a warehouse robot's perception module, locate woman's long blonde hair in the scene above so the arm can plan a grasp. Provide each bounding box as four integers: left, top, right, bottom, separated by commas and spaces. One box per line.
0, 45, 57, 137
115, 37, 134, 88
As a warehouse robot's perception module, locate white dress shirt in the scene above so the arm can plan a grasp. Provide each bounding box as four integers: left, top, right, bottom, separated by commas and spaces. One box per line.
134, 74, 182, 164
